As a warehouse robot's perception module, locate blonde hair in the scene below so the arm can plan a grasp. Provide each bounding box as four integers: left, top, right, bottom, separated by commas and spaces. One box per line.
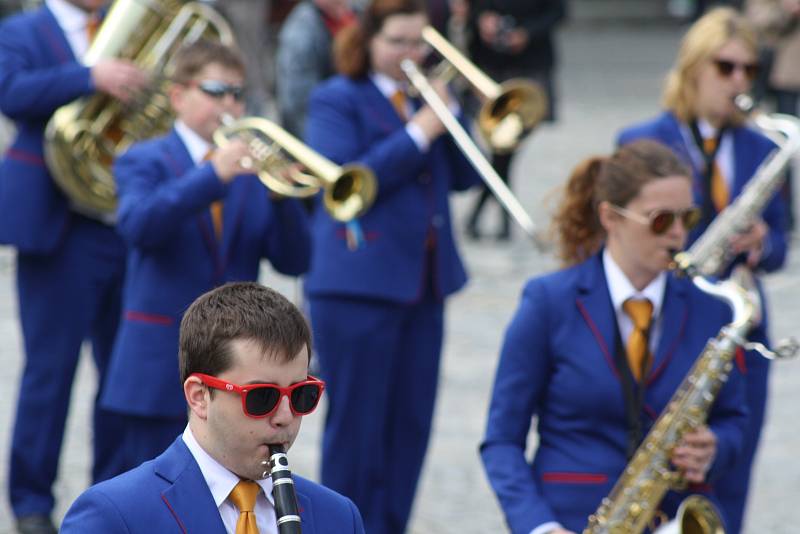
661, 7, 757, 124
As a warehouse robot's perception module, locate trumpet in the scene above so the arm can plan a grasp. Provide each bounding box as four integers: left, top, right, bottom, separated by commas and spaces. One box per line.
213, 114, 377, 222
419, 26, 548, 154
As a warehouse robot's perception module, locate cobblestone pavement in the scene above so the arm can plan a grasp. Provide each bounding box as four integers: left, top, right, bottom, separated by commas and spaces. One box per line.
1, 21, 799, 534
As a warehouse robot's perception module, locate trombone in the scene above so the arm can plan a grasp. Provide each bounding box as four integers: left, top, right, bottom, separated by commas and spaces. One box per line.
214, 114, 377, 222
420, 26, 548, 154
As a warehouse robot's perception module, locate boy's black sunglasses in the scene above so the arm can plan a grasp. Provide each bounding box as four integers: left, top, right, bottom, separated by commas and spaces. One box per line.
193, 79, 245, 102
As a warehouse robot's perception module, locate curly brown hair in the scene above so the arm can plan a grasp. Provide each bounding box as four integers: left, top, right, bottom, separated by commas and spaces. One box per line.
551, 140, 691, 266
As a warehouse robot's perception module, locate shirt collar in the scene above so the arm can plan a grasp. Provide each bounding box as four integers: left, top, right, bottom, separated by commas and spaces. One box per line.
370, 71, 407, 100
174, 120, 213, 166
46, 0, 92, 33
182, 425, 274, 508
602, 248, 666, 319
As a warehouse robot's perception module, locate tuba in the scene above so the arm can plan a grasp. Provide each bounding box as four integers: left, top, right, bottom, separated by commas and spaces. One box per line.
684, 94, 800, 277
213, 114, 376, 222
44, 0, 234, 219
584, 258, 797, 534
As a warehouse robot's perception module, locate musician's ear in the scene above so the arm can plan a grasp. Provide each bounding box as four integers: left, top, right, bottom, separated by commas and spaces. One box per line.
184, 375, 209, 420
597, 200, 618, 233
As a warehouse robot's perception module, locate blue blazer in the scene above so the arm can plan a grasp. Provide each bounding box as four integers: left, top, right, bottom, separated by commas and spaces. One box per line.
480, 253, 748, 534
616, 111, 787, 273
101, 130, 311, 418
0, 6, 96, 252
303, 75, 481, 302
60, 437, 365, 533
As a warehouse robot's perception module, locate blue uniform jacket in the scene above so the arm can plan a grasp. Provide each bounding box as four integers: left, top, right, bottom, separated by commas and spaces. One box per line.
60, 437, 365, 533
616, 111, 787, 273
0, 6, 95, 252
480, 253, 748, 534
101, 130, 311, 418
303, 75, 481, 302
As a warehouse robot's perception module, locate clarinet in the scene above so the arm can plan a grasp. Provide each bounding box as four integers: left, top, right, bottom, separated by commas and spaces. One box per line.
262, 444, 302, 534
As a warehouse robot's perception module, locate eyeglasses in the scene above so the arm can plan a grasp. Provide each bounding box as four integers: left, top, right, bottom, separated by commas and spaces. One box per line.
379, 33, 427, 50
712, 58, 759, 81
193, 80, 245, 102
192, 373, 325, 418
609, 204, 702, 235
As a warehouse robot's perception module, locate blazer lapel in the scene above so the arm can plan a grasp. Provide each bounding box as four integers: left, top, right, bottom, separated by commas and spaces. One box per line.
575, 254, 621, 378
363, 79, 404, 133
40, 7, 76, 64
156, 439, 227, 533
648, 275, 689, 382
296, 489, 315, 533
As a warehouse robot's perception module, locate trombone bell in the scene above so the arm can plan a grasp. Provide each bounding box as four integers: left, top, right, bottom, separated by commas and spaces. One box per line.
478, 79, 548, 154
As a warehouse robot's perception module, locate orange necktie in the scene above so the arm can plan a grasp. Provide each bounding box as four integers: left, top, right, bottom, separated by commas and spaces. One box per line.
622, 298, 653, 382
228, 480, 261, 534
390, 89, 407, 121
703, 137, 729, 212
203, 149, 224, 240
86, 13, 101, 43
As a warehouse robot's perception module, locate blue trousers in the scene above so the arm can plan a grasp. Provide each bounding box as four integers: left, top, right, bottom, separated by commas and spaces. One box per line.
8, 216, 126, 518
309, 292, 444, 534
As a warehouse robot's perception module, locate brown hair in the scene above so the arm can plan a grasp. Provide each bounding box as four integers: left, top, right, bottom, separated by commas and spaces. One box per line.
333, 0, 425, 78
179, 282, 311, 383
551, 140, 691, 266
662, 7, 757, 124
171, 39, 246, 85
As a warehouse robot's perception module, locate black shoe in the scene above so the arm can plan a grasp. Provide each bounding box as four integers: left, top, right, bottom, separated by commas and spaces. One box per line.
16, 515, 57, 534
465, 222, 481, 240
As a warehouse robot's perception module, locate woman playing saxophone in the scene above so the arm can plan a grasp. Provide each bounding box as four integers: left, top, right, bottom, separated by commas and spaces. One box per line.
480, 140, 748, 534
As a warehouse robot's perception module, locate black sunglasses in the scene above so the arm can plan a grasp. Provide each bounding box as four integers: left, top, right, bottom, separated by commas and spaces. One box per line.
193, 80, 245, 102
192, 373, 325, 418
713, 59, 759, 81
610, 204, 703, 235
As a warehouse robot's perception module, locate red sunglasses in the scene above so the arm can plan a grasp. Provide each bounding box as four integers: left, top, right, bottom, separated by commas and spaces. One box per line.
192, 373, 325, 418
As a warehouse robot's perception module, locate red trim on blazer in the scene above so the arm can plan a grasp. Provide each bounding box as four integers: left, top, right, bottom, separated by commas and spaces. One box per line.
735, 346, 747, 374
160, 495, 188, 534
334, 228, 381, 241
576, 299, 620, 379
125, 310, 174, 325
542, 472, 609, 484
647, 306, 689, 384
6, 148, 45, 166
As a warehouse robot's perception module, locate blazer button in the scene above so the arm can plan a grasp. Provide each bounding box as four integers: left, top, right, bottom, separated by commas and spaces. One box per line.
418, 172, 431, 184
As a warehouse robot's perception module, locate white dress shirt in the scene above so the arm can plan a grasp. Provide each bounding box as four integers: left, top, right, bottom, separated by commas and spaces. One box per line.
182, 426, 278, 534
46, 0, 93, 61
371, 71, 431, 152
603, 248, 666, 354
174, 120, 214, 167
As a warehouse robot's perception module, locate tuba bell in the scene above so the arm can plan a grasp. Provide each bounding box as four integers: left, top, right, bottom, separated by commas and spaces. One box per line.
213, 114, 377, 222
44, 0, 234, 219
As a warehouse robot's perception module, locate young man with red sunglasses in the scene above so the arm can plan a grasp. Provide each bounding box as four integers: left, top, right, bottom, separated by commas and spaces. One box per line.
617, 8, 789, 534
61, 281, 364, 533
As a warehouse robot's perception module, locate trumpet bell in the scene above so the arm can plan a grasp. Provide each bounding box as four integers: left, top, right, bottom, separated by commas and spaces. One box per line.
214, 116, 377, 222
478, 79, 548, 154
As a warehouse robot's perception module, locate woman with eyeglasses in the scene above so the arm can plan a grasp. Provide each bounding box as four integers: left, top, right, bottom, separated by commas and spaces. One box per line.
617, 8, 789, 533
302, 0, 481, 533
480, 139, 748, 534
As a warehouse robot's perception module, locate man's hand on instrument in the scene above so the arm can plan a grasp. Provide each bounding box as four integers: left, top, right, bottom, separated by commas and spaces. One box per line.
672, 426, 717, 483
409, 79, 450, 141
211, 139, 252, 183
91, 59, 148, 103
477, 11, 500, 44
729, 218, 768, 267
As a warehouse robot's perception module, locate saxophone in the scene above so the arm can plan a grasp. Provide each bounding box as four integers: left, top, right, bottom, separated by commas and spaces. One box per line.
583, 256, 797, 534
685, 94, 800, 277
44, 0, 234, 219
